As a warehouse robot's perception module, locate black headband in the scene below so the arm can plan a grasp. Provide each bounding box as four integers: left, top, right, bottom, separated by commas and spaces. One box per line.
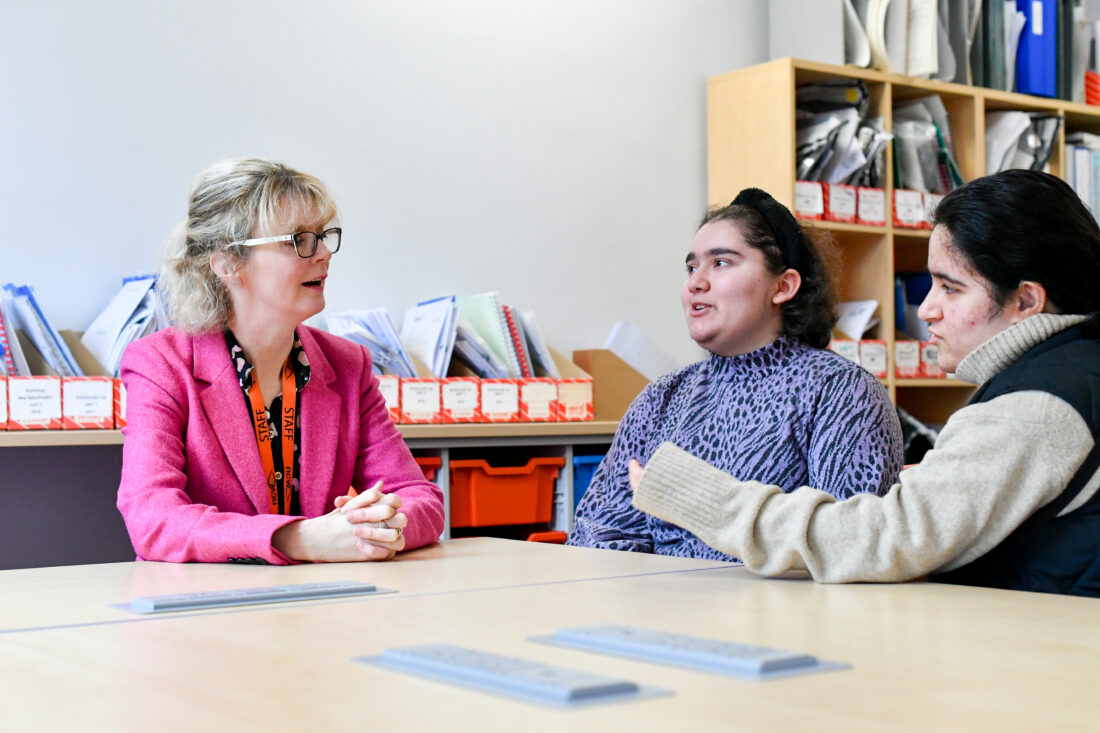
730, 188, 807, 273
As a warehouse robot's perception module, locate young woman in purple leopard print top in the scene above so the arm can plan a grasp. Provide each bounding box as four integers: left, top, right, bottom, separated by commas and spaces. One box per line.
567, 188, 903, 560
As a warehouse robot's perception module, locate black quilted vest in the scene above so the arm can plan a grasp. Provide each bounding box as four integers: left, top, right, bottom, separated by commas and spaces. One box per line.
933, 321, 1100, 597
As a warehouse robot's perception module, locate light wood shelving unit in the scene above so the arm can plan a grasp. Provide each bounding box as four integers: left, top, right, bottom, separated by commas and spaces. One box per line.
708, 57, 1100, 425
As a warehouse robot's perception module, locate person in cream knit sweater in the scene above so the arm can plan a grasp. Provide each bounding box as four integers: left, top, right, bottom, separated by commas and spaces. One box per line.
630, 170, 1100, 597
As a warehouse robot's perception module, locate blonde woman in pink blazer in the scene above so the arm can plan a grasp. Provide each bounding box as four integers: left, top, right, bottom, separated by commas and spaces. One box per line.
117, 158, 444, 564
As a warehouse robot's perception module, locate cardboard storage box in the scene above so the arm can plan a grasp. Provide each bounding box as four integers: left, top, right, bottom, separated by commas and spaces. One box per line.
893, 189, 926, 228
6, 376, 62, 430
115, 380, 126, 428
518, 378, 557, 422
920, 341, 945, 378
824, 183, 857, 223
859, 339, 888, 379
550, 348, 594, 422
827, 339, 860, 364
895, 340, 921, 378
399, 378, 441, 423
376, 374, 400, 423
571, 349, 649, 422
793, 180, 825, 220
857, 187, 886, 225
441, 376, 481, 423
480, 379, 521, 422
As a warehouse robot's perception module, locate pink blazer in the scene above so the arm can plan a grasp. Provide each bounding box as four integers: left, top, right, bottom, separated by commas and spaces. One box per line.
117, 325, 444, 563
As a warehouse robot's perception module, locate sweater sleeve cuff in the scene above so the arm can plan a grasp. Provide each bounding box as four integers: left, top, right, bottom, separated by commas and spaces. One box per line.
632, 442, 739, 535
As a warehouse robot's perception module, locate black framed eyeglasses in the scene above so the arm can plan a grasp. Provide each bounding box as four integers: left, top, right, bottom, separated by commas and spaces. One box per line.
229, 227, 342, 258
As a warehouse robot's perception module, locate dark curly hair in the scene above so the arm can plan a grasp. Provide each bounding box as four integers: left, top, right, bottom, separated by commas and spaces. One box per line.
699, 201, 838, 348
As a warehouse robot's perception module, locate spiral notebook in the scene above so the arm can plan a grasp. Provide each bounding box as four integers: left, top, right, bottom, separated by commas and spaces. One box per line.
501, 305, 534, 378
455, 292, 521, 378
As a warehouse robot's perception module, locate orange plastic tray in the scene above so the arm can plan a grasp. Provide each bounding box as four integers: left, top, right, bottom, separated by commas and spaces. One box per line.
449, 457, 565, 527
414, 456, 443, 482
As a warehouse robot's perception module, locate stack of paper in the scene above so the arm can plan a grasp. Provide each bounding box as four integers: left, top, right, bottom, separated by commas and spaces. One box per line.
455, 292, 522, 378
836, 300, 881, 340
986, 111, 1060, 175
796, 79, 892, 189
519, 311, 560, 379
2, 283, 83, 376
452, 320, 510, 378
893, 95, 963, 194
81, 275, 161, 377
326, 309, 416, 377
400, 296, 458, 379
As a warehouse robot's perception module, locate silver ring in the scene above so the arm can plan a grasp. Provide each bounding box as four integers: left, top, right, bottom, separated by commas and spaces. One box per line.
395, 526, 403, 538
379, 519, 389, 529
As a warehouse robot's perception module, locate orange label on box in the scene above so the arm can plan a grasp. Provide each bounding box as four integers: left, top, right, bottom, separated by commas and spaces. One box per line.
375, 375, 400, 423
399, 379, 441, 423
62, 376, 115, 429
0, 376, 7, 430
480, 379, 520, 422
519, 378, 557, 422
441, 377, 480, 423
6, 376, 63, 430
555, 378, 593, 421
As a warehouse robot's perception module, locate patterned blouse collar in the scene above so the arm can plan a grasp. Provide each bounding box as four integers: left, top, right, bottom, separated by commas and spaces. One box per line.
225, 330, 311, 393
704, 334, 807, 381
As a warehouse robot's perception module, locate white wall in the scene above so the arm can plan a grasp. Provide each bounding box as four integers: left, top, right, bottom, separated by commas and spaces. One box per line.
0, 0, 767, 367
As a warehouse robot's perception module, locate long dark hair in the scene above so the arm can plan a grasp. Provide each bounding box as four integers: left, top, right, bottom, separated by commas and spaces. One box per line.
700, 196, 838, 348
931, 170, 1100, 331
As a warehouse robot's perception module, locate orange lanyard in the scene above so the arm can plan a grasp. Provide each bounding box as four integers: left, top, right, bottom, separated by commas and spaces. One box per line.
245, 360, 297, 514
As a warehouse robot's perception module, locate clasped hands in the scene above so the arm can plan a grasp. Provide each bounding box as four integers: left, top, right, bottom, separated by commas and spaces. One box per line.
273, 482, 408, 563
335, 482, 408, 555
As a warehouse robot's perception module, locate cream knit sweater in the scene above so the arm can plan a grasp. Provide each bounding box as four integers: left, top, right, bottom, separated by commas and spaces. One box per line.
632, 315, 1096, 583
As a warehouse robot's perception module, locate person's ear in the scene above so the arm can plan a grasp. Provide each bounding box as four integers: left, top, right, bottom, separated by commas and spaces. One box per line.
210, 252, 234, 284
772, 269, 801, 305
1012, 280, 1047, 320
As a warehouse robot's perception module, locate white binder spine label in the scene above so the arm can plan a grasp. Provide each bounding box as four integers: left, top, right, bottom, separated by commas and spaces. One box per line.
894, 190, 925, 225
858, 188, 885, 223
63, 379, 113, 418
520, 381, 556, 419
8, 378, 62, 422
828, 184, 856, 217
794, 181, 825, 216
443, 381, 478, 411
482, 382, 519, 414
402, 382, 440, 412
377, 376, 399, 408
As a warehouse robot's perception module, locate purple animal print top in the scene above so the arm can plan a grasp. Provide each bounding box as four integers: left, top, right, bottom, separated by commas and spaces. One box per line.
567, 335, 904, 561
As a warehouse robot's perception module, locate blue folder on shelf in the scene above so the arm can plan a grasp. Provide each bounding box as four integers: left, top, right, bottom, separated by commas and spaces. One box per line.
1015, 0, 1057, 98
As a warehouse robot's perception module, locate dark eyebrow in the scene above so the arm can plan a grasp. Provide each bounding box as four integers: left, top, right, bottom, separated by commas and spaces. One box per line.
685, 247, 741, 264
930, 270, 966, 287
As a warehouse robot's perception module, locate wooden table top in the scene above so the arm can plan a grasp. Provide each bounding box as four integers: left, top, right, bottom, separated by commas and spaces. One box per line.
1, 538, 1097, 731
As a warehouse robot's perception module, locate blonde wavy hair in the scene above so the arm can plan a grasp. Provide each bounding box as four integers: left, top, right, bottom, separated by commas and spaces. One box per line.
158, 157, 338, 333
